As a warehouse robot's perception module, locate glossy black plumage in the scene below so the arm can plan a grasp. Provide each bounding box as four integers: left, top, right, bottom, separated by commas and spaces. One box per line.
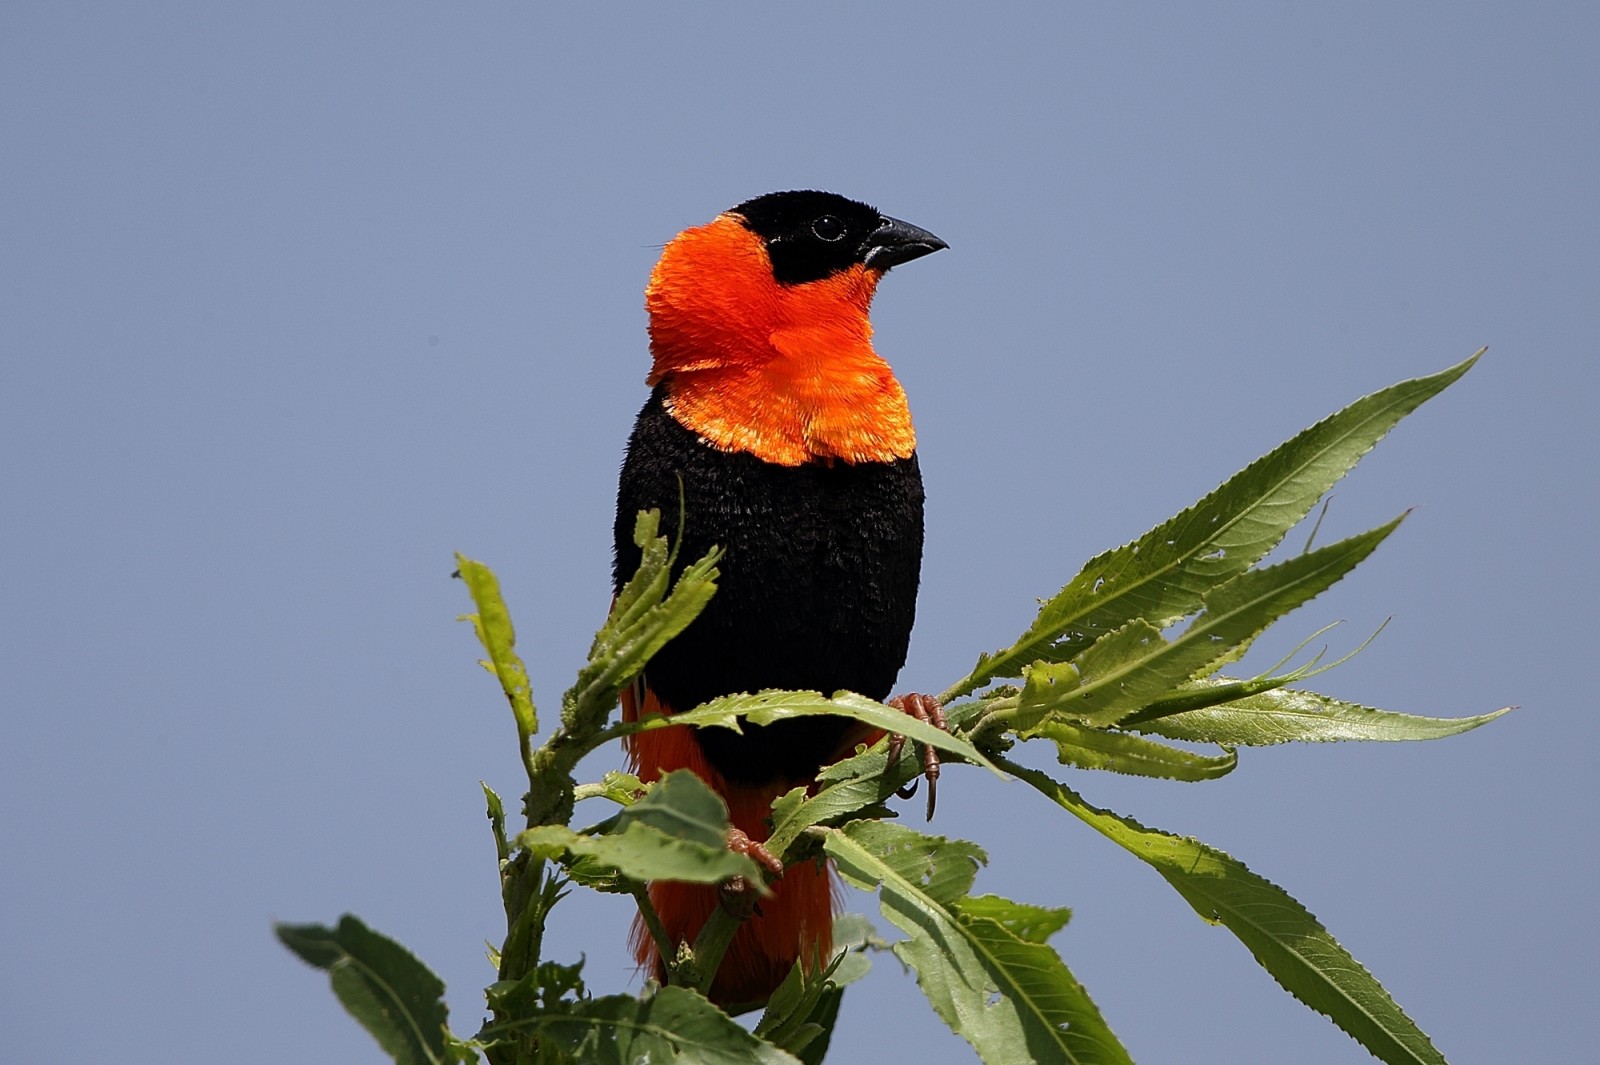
614, 385, 924, 785
732, 190, 948, 285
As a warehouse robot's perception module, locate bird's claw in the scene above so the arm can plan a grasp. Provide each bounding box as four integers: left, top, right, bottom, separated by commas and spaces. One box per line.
886, 693, 947, 821
719, 827, 783, 917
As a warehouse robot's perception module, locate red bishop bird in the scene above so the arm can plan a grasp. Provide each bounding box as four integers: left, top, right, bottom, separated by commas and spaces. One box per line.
614, 190, 947, 1006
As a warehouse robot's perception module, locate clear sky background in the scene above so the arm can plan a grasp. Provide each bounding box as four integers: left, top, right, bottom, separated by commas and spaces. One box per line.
3, 4, 1595, 1063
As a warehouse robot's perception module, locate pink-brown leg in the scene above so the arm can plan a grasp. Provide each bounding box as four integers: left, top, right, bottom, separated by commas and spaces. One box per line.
886, 693, 948, 821
719, 827, 784, 917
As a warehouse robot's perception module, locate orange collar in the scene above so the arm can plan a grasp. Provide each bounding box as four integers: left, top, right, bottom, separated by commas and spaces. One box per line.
645, 214, 916, 467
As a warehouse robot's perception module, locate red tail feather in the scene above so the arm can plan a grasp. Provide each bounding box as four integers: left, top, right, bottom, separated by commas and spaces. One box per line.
621, 683, 836, 1005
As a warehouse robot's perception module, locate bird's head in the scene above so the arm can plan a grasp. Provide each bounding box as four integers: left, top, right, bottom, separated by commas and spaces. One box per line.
643, 191, 945, 465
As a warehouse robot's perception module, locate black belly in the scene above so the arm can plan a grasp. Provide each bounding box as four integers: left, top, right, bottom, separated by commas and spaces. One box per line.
614, 385, 924, 785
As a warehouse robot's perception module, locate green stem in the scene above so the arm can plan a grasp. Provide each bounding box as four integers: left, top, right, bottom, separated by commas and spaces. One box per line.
682, 853, 789, 998
628, 881, 674, 966
689, 904, 742, 996
962, 695, 1022, 745
1117, 673, 1298, 727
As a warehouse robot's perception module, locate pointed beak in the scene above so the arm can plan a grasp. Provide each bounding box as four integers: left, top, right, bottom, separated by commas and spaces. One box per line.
862, 215, 948, 272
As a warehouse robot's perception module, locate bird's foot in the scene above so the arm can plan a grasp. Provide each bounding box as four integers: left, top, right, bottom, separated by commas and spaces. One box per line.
719, 828, 783, 917
885, 692, 947, 821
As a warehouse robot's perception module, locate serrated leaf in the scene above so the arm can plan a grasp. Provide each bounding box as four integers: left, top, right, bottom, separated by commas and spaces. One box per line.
614, 768, 741, 848
591, 770, 648, 805
1132, 681, 1514, 746
948, 352, 1481, 700
1006, 759, 1448, 1065
563, 511, 721, 733
626, 689, 999, 772
1017, 620, 1164, 727
765, 740, 917, 858
485, 957, 589, 1020
276, 914, 456, 1065
519, 513, 724, 830
1023, 518, 1403, 727
754, 917, 882, 1064
611, 510, 675, 624
954, 894, 1072, 944
515, 771, 762, 888
753, 943, 866, 1064
1030, 720, 1237, 781
535, 986, 801, 1065
837, 819, 987, 902
827, 822, 1131, 1065
456, 555, 537, 739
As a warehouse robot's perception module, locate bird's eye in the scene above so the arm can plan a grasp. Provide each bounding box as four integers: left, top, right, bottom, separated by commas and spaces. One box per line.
811, 215, 846, 241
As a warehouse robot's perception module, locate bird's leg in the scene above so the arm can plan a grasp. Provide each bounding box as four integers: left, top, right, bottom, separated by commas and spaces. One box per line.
886, 693, 948, 821
718, 827, 784, 918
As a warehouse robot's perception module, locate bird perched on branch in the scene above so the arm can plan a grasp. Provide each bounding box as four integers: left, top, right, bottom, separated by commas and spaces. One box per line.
615, 190, 947, 1006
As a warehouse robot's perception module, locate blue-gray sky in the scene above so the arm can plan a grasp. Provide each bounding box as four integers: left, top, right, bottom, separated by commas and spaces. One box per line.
3, 4, 1594, 1062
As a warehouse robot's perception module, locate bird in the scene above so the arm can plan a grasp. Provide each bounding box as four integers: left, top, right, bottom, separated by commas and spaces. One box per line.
613, 190, 947, 1007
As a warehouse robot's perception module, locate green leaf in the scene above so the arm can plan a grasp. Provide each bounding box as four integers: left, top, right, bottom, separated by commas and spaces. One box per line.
1132, 681, 1514, 746
623, 688, 999, 772
1029, 720, 1237, 781
765, 749, 902, 859
276, 914, 457, 1065
826, 822, 1131, 1065
456, 555, 537, 740
1019, 517, 1404, 727
1016, 620, 1163, 728
442, 1033, 484, 1065
1003, 757, 1448, 1065
947, 352, 1481, 700
482, 782, 508, 862
574, 770, 648, 807
534, 986, 801, 1065
514, 770, 762, 888
485, 957, 589, 1024
614, 768, 741, 847
562, 510, 722, 734
519, 510, 722, 829
753, 940, 870, 1065
953, 894, 1072, 945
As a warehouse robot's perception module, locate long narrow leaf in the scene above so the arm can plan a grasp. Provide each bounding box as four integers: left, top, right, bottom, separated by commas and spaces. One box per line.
456, 555, 537, 741
1019, 516, 1404, 726
1029, 720, 1237, 781
947, 352, 1480, 700
826, 821, 1132, 1065
1131, 682, 1513, 746
1000, 757, 1448, 1065
564, 510, 721, 730
617, 689, 999, 773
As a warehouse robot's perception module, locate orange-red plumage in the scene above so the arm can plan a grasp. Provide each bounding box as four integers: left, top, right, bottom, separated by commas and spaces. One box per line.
621, 684, 842, 1004
645, 213, 916, 466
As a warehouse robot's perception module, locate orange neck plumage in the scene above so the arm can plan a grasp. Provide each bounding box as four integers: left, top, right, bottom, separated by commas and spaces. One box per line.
645, 214, 916, 467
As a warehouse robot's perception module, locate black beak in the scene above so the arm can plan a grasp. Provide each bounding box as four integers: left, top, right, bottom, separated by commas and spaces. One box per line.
862, 215, 948, 271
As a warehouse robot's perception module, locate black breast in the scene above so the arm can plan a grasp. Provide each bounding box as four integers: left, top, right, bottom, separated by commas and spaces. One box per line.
614, 385, 924, 785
